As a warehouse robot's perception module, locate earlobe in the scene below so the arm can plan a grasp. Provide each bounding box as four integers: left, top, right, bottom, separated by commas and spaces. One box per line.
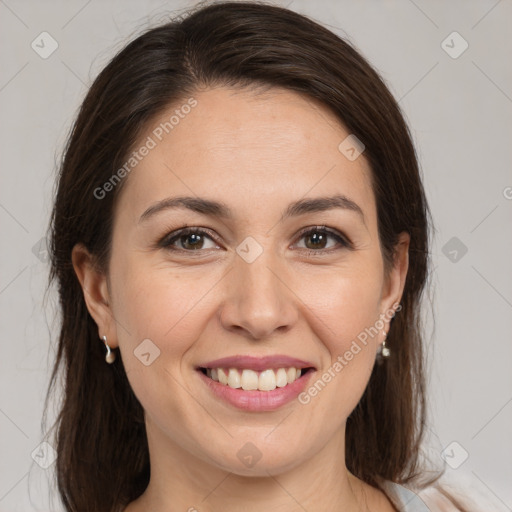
71, 243, 117, 347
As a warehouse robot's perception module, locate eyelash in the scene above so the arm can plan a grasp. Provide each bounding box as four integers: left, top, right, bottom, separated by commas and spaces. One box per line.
158, 225, 352, 256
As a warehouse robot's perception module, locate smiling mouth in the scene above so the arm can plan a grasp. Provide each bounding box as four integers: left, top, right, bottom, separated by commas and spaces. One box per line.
198, 366, 315, 391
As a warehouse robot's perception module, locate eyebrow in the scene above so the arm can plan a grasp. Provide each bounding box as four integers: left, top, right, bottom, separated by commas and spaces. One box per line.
139, 194, 365, 224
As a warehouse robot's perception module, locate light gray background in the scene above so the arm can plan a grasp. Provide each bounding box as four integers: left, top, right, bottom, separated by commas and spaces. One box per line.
1, 0, 511, 510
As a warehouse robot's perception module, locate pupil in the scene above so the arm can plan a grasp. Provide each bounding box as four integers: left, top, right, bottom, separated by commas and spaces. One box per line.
183, 233, 202, 249
306, 232, 325, 249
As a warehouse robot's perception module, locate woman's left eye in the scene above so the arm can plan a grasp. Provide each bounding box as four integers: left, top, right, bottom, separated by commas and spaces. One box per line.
294, 226, 351, 253
159, 226, 351, 254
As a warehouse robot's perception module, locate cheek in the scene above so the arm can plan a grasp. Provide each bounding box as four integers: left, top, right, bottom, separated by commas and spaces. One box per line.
108, 251, 236, 413
305, 262, 383, 346
109, 263, 216, 425
112, 264, 213, 355
297, 265, 383, 413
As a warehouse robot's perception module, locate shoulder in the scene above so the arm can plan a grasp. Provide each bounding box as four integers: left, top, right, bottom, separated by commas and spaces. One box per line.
416, 486, 465, 511
379, 480, 431, 511
380, 478, 492, 512
379, 479, 473, 512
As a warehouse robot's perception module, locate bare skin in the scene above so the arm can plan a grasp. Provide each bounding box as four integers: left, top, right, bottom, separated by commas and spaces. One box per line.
73, 86, 408, 511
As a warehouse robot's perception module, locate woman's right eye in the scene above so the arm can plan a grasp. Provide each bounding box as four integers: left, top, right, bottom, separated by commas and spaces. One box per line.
160, 227, 220, 252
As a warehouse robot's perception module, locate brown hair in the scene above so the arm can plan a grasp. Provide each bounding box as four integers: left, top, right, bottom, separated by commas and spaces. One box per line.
44, 1, 468, 511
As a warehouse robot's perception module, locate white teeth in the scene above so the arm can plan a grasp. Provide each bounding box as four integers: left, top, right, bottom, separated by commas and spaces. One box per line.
275, 368, 288, 388
286, 367, 296, 384
218, 368, 228, 385
228, 368, 241, 389
204, 366, 306, 391
241, 369, 259, 390
259, 369, 276, 391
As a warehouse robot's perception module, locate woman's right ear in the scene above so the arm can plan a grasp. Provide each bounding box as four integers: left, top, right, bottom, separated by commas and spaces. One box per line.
71, 243, 117, 345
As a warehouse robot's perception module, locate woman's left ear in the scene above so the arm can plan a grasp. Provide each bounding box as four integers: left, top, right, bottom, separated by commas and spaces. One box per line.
380, 231, 410, 314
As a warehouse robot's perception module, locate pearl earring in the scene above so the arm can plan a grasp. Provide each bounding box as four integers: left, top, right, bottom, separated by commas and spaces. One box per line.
102, 335, 116, 364
377, 331, 390, 359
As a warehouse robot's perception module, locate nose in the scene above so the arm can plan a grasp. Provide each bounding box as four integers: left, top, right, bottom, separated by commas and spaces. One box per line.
219, 248, 298, 340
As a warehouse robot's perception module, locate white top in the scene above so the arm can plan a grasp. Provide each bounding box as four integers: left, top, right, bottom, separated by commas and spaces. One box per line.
381, 476, 493, 511
380, 481, 431, 511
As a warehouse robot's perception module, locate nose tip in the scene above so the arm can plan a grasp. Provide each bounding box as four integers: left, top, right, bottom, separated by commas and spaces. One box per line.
219, 255, 298, 340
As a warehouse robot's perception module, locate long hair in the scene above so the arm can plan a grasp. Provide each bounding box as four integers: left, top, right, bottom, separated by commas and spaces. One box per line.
44, 2, 465, 510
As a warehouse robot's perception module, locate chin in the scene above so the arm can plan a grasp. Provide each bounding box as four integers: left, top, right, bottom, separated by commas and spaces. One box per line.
206, 441, 310, 477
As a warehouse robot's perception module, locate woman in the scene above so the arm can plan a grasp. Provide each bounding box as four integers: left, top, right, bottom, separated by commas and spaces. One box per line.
45, 2, 473, 511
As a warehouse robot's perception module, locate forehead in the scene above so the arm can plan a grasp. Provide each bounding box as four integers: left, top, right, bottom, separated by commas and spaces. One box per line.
115, 86, 376, 226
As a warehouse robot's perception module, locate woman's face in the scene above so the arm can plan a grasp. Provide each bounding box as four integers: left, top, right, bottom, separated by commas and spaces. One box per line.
79, 86, 408, 476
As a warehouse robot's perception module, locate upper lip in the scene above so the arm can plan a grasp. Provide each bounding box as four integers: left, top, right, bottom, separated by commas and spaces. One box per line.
197, 355, 316, 372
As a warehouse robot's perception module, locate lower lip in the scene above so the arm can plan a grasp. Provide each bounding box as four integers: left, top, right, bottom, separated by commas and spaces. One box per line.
197, 369, 315, 411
